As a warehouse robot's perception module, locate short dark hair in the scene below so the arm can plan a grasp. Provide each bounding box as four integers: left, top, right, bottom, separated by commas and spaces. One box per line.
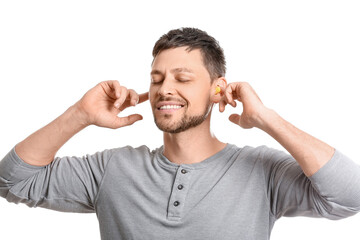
152, 27, 226, 81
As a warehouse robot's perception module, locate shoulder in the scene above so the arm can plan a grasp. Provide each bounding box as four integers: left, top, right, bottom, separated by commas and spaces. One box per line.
229, 144, 294, 165
230, 144, 270, 159
241, 145, 291, 159
107, 145, 158, 160
105, 145, 161, 167
111, 144, 152, 155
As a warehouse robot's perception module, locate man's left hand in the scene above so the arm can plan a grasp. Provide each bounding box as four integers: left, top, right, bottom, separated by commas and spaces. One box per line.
219, 82, 270, 130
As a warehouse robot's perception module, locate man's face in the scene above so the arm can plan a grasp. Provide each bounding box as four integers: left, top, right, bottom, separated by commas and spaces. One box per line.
149, 47, 214, 133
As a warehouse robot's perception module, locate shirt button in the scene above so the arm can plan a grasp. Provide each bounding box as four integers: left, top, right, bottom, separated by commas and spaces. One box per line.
181, 169, 187, 174
177, 184, 184, 190
173, 201, 180, 207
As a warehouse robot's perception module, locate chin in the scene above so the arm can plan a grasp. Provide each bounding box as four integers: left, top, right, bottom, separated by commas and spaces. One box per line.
154, 115, 208, 134
154, 120, 183, 134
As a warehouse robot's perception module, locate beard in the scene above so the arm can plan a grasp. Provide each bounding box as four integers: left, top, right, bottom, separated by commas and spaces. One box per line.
153, 100, 212, 134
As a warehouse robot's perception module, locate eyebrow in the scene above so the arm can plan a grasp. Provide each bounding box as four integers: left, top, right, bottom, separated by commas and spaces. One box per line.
150, 69, 162, 76
171, 68, 194, 74
151, 68, 195, 75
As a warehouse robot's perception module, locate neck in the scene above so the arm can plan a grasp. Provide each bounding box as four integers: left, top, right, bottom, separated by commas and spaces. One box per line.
162, 116, 226, 165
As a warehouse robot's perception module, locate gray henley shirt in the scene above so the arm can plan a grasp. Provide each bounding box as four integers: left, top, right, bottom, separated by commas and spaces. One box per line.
1, 143, 360, 239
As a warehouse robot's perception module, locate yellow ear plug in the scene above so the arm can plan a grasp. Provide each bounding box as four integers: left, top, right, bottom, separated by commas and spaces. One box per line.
215, 86, 221, 95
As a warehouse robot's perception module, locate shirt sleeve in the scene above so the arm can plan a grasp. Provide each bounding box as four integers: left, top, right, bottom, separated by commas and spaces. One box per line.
0, 146, 113, 213
261, 146, 360, 220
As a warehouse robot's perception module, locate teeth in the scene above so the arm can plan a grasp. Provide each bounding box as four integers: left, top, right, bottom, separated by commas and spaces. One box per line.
159, 105, 182, 110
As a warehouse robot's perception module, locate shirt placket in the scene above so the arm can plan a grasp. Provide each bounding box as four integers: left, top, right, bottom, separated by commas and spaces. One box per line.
167, 166, 193, 221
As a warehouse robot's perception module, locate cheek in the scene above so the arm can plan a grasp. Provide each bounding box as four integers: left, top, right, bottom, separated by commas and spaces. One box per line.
188, 92, 211, 110
148, 87, 157, 106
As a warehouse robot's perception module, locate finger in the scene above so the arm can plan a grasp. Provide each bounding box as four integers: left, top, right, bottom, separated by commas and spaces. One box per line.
138, 92, 149, 104
109, 80, 122, 99
113, 80, 121, 98
112, 114, 143, 129
219, 99, 227, 112
118, 91, 149, 111
128, 89, 139, 106
219, 86, 226, 95
225, 85, 237, 107
114, 86, 128, 109
229, 114, 241, 126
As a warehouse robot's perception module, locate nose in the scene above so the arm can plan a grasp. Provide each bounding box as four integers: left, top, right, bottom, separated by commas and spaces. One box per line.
158, 78, 176, 96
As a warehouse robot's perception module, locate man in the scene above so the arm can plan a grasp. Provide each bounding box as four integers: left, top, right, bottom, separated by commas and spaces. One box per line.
1, 27, 360, 239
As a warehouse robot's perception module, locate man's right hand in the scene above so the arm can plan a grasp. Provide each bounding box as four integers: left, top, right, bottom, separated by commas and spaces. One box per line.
15, 80, 148, 166
74, 80, 149, 129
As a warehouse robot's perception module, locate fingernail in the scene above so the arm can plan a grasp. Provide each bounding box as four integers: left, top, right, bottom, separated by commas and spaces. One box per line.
114, 103, 120, 108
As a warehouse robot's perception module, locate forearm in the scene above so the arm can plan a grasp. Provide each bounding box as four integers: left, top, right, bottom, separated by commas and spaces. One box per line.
259, 108, 335, 177
15, 105, 87, 166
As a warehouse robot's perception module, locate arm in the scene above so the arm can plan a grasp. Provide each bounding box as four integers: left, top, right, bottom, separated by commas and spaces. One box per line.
16, 80, 148, 166
253, 109, 334, 177
259, 145, 360, 219
219, 82, 333, 176
0, 80, 148, 211
218, 81, 360, 218
0, 147, 113, 212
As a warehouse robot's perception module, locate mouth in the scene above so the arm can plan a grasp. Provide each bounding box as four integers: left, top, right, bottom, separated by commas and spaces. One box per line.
158, 105, 184, 110
156, 102, 185, 112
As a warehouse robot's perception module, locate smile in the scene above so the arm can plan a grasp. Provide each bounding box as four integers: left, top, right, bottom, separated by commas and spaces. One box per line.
156, 101, 185, 111
159, 105, 183, 110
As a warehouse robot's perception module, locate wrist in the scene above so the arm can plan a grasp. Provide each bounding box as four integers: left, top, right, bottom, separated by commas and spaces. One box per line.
255, 107, 280, 132
15, 105, 89, 166
66, 104, 91, 131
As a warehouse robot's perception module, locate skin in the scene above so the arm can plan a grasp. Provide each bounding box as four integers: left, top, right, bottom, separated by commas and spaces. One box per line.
15, 47, 334, 177
149, 47, 227, 164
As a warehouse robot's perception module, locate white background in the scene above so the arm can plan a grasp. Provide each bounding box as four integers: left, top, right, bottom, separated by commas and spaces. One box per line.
0, 0, 359, 239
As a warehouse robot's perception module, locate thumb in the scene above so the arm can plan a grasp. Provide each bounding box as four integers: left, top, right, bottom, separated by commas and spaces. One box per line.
229, 114, 241, 126
112, 114, 143, 129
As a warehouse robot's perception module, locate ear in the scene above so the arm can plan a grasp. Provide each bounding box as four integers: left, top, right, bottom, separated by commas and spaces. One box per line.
210, 77, 227, 103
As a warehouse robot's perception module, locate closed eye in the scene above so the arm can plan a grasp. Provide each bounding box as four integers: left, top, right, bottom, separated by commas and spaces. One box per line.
175, 75, 192, 83
151, 78, 163, 84
177, 78, 190, 82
